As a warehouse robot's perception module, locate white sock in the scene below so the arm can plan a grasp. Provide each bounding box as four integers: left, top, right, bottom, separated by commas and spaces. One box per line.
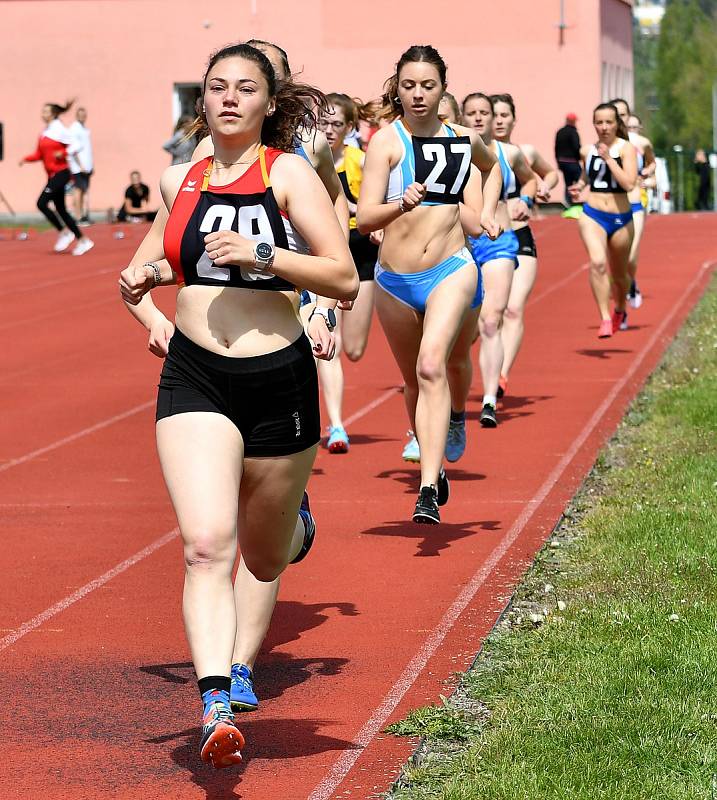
483, 394, 497, 408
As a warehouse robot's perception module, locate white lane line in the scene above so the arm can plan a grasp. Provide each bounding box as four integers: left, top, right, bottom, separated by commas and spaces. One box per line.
343, 387, 400, 427
0, 383, 402, 651
530, 261, 588, 305
0, 401, 154, 473
0, 528, 180, 653
307, 259, 715, 800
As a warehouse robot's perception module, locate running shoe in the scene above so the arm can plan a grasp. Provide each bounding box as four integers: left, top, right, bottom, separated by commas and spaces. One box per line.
612, 309, 628, 333
445, 419, 466, 462
72, 238, 94, 256
413, 485, 440, 524
497, 375, 508, 399
628, 281, 643, 309
199, 698, 244, 768
230, 663, 259, 712
436, 467, 450, 506
54, 230, 75, 252
327, 425, 349, 454
480, 403, 497, 428
598, 319, 613, 339
78, 217, 92, 228
290, 490, 316, 565
402, 431, 420, 463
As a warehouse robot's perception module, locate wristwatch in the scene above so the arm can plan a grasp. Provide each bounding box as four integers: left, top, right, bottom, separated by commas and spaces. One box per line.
519, 195, 535, 209
254, 241, 275, 271
309, 306, 337, 332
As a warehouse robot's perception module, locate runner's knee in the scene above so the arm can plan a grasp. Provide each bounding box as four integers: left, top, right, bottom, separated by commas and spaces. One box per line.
504, 305, 523, 323
416, 352, 446, 384
183, 529, 235, 572
590, 258, 608, 276
243, 552, 286, 583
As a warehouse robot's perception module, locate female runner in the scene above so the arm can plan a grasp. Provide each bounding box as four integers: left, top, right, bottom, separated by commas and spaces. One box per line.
612, 99, 655, 309
19, 100, 94, 256
322, 93, 378, 364
118, 43, 357, 767
122, 39, 352, 718
568, 103, 637, 337
458, 92, 536, 428
358, 45, 501, 523
492, 93, 558, 397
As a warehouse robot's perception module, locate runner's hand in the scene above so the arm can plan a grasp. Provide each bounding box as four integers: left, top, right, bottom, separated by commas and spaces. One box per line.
148, 315, 174, 358
597, 143, 610, 160
204, 230, 253, 267
511, 200, 531, 222
401, 182, 427, 212
119, 264, 155, 305
369, 229, 384, 245
536, 181, 551, 203
480, 213, 502, 240
568, 181, 585, 202
308, 315, 336, 361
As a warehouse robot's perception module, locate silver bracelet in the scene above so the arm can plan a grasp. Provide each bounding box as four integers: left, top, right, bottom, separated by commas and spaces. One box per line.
144, 262, 161, 287
398, 198, 406, 213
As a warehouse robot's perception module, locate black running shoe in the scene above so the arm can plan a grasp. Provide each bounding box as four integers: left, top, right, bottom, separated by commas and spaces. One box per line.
480, 403, 497, 428
413, 486, 440, 524
437, 467, 450, 506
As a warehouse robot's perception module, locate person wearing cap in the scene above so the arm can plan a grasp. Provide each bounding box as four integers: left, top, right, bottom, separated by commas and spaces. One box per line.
555, 113, 582, 206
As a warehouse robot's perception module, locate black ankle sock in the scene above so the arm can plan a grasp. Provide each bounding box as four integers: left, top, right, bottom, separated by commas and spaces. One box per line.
450, 409, 465, 422
198, 675, 231, 699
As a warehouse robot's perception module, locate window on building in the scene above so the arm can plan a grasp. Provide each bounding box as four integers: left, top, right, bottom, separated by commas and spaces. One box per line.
173, 84, 202, 124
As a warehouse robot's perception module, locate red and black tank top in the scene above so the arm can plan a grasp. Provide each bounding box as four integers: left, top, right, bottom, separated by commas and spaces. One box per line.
164, 147, 307, 290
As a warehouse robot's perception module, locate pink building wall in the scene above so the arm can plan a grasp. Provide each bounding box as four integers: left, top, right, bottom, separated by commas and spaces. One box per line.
0, 0, 633, 215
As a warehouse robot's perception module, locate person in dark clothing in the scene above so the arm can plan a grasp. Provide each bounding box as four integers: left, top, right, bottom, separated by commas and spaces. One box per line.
694, 149, 711, 210
117, 170, 157, 222
555, 113, 582, 206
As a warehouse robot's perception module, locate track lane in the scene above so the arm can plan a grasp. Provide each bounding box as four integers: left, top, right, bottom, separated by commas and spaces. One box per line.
0, 214, 714, 799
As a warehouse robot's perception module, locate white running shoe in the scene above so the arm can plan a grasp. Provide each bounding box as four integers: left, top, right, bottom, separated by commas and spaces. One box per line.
54, 230, 75, 252
402, 431, 420, 463
72, 238, 95, 256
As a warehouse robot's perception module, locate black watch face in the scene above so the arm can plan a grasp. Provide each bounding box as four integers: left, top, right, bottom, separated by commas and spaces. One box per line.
256, 242, 273, 260
327, 308, 337, 328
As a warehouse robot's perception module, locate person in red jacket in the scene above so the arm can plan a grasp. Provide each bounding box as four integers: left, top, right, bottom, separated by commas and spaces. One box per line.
19, 100, 94, 255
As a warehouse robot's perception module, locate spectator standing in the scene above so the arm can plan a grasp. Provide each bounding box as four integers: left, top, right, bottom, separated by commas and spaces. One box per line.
117, 170, 157, 221
69, 106, 93, 225
694, 149, 711, 210
555, 112, 582, 206
163, 116, 197, 165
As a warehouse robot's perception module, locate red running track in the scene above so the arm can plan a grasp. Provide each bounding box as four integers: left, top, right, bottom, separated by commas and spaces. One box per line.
0, 215, 714, 799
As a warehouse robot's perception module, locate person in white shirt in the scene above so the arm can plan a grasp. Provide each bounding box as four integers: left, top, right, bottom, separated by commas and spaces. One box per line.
68, 107, 93, 224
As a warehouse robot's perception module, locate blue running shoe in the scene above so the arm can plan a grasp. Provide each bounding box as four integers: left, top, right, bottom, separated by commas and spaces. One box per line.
402, 431, 420, 462
445, 419, 466, 462
230, 663, 259, 712
291, 490, 316, 565
200, 695, 244, 768
327, 425, 349, 453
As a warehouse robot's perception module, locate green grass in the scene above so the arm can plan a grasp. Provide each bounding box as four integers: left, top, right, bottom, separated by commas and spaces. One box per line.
387, 278, 717, 800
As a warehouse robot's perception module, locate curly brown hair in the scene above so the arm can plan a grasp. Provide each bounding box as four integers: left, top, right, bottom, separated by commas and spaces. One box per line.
187, 43, 328, 153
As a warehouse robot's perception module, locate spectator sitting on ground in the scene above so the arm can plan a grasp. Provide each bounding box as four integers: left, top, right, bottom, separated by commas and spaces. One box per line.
163, 115, 198, 165
117, 170, 157, 222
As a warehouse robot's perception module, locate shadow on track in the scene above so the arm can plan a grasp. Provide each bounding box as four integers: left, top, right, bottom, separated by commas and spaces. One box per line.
146, 717, 356, 799
362, 517, 501, 557
575, 348, 631, 360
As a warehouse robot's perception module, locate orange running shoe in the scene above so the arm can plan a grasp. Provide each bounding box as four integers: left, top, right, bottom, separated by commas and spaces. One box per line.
598, 319, 613, 338
200, 701, 245, 768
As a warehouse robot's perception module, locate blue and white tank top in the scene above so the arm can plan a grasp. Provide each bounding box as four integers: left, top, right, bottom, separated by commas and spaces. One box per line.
495, 141, 516, 202
386, 119, 472, 206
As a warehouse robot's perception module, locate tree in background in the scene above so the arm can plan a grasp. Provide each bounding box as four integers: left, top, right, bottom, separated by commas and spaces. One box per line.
652, 0, 717, 153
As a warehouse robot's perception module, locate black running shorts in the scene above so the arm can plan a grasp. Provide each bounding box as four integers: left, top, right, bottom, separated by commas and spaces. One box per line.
515, 225, 537, 258
156, 328, 320, 457
349, 228, 378, 282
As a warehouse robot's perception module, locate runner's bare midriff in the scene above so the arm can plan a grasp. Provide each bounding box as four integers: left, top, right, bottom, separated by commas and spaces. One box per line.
586, 191, 631, 214
175, 285, 303, 357
378, 203, 465, 273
